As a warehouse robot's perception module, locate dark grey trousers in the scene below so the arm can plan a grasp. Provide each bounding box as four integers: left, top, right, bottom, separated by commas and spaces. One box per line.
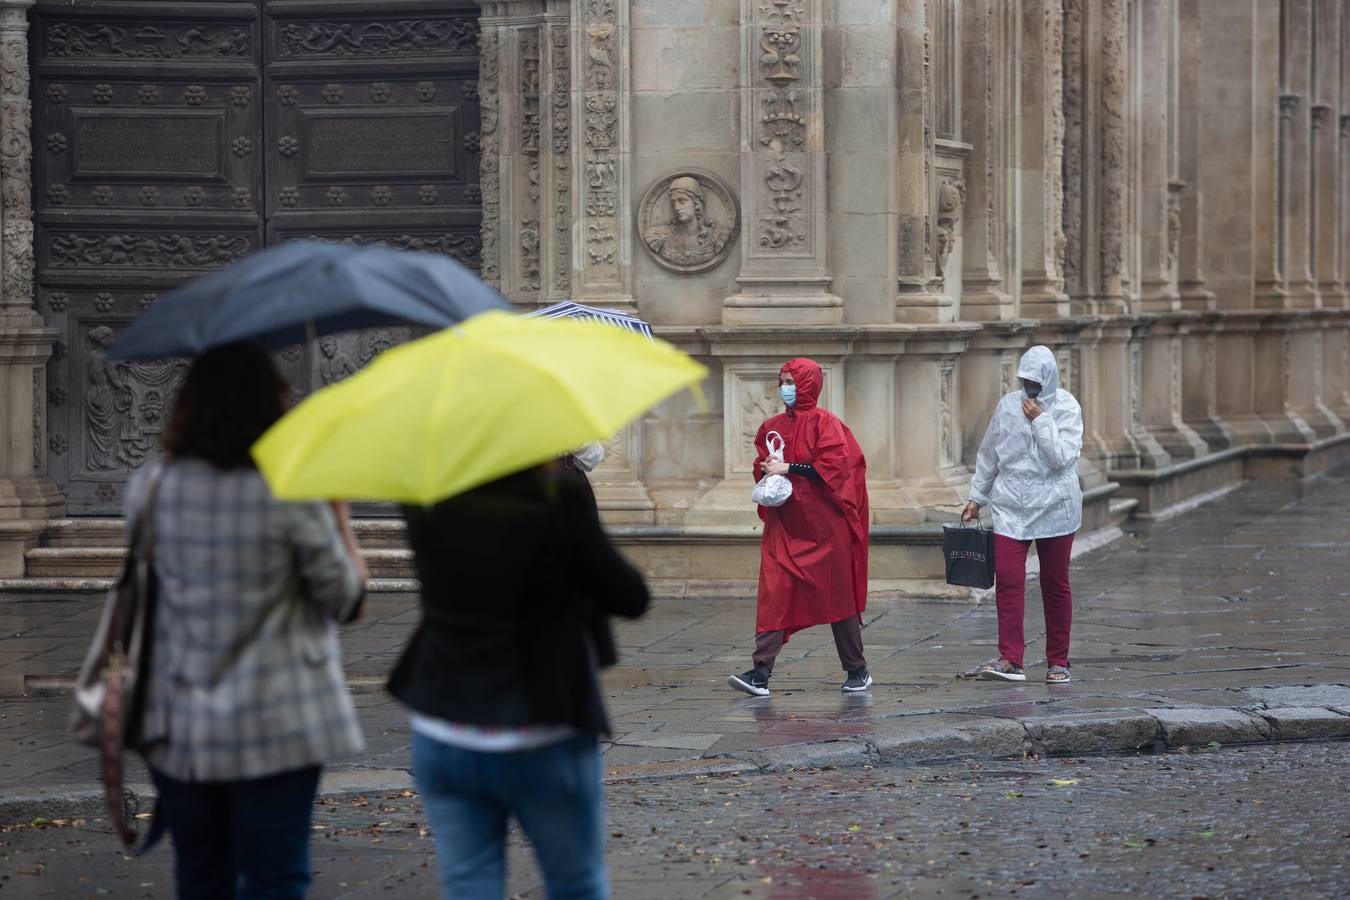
752, 615, 866, 675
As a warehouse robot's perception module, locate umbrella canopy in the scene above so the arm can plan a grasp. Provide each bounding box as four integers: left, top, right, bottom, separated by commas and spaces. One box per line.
251, 310, 707, 505
525, 300, 654, 340
109, 241, 509, 361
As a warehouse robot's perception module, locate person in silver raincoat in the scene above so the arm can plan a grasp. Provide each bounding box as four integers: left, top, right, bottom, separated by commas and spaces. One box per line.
962, 346, 1083, 684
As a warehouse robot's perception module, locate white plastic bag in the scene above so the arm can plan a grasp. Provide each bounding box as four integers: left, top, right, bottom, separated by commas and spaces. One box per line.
751, 431, 793, 508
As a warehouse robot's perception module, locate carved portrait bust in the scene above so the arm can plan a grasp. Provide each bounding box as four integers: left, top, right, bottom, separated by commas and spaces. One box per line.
639, 169, 739, 274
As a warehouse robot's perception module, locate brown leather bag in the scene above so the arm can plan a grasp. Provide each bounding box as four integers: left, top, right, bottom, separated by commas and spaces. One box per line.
70, 466, 165, 849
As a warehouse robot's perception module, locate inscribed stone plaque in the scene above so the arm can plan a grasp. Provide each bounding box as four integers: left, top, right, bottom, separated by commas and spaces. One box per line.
304, 113, 456, 177
75, 115, 223, 178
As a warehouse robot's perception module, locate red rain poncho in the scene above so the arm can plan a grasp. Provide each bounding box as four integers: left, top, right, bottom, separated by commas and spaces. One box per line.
752, 358, 869, 638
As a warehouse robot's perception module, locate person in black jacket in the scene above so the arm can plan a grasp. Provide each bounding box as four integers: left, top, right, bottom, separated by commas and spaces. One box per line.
389, 461, 649, 900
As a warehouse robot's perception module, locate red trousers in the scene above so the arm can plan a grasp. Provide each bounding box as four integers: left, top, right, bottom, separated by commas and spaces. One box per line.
993, 532, 1074, 669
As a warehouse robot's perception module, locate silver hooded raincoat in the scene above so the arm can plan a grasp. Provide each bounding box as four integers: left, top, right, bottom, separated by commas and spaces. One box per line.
968, 346, 1084, 541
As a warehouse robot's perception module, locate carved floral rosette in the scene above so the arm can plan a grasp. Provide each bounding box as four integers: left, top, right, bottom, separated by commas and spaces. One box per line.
637, 169, 739, 274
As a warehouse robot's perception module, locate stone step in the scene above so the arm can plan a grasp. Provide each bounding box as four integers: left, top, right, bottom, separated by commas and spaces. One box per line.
24, 546, 418, 579
38, 518, 412, 550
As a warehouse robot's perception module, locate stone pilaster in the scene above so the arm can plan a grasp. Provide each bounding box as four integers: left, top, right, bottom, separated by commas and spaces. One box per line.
893, 0, 945, 323
724, 0, 841, 325
1174, 0, 1213, 313
1096, 0, 1128, 316
0, 0, 63, 577
1139, 316, 1208, 459
573, 0, 633, 309
1279, 0, 1318, 309
957, 0, 1013, 321
545, 10, 571, 301
1063, 0, 1127, 317
1015, 0, 1068, 320
1181, 315, 1235, 452
480, 1, 577, 307
1135, 0, 1179, 314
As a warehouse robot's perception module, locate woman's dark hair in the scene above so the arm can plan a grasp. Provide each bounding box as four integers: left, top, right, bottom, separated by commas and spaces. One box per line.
162, 342, 290, 470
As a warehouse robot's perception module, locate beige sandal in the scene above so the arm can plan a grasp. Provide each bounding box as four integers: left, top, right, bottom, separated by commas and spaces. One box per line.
977, 658, 1026, 682
1046, 665, 1072, 683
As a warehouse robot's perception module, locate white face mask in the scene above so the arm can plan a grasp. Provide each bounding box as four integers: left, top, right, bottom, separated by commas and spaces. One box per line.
572, 441, 606, 472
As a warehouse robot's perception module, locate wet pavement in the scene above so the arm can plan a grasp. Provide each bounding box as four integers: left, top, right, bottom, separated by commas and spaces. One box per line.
3, 470, 1350, 803
1, 741, 1346, 898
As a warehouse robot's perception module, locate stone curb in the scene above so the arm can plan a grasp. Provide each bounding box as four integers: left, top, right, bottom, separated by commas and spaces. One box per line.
5, 704, 1347, 822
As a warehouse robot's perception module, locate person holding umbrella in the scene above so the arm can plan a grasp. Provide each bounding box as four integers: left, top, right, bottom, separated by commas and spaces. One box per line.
250, 311, 708, 899
123, 343, 368, 898
728, 358, 872, 697
962, 345, 1083, 684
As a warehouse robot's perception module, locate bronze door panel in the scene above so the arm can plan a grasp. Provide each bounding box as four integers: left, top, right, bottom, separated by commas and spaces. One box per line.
34, 0, 481, 514
33, 0, 264, 515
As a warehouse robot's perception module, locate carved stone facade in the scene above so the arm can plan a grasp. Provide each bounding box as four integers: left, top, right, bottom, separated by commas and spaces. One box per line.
2, 0, 1350, 583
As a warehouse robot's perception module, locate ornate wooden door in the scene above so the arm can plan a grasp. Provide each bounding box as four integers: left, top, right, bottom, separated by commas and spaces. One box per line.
32, 0, 481, 514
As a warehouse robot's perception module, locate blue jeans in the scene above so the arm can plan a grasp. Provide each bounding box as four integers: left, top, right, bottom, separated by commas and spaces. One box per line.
412, 732, 608, 900
149, 765, 321, 900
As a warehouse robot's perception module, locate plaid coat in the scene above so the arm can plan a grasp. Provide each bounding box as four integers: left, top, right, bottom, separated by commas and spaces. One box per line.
126, 460, 365, 782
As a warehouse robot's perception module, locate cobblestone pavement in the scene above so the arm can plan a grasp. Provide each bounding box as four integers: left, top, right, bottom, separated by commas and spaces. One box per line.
1, 741, 1346, 898
1, 470, 1349, 799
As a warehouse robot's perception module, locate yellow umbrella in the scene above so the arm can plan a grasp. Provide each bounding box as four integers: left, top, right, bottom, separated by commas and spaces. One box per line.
252, 310, 707, 504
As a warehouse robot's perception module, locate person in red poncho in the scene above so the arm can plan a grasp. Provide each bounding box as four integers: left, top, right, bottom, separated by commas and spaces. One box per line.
728, 358, 872, 696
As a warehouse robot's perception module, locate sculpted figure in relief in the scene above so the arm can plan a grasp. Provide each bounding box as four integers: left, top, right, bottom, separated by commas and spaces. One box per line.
642, 176, 731, 272
86, 326, 130, 472
318, 337, 358, 385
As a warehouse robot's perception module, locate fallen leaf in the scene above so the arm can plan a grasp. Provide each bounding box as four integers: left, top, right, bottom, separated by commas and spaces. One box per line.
1050, 778, 1079, 787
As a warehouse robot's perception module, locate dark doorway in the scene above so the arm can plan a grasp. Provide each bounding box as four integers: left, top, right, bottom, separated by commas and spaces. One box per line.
32, 0, 482, 514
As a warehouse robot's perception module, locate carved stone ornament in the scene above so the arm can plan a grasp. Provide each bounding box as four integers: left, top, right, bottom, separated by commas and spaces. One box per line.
934, 178, 965, 278
639, 170, 739, 274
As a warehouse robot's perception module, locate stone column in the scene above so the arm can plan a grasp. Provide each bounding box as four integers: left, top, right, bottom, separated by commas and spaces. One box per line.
0, 0, 63, 577
1015, 0, 1068, 320
724, 0, 842, 325
957, 0, 1013, 321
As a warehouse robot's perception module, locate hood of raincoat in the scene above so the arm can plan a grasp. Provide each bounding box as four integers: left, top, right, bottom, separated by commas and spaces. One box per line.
1016, 345, 1061, 409
781, 358, 822, 411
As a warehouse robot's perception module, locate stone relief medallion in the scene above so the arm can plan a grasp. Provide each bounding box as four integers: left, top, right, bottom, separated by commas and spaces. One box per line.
638, 169, 739, 274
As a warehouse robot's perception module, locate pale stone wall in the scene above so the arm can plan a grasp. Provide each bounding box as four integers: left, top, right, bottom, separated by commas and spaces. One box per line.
2, 0, 1350, 577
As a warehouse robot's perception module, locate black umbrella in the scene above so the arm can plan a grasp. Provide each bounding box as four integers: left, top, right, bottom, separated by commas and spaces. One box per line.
109, 241, 509, 361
